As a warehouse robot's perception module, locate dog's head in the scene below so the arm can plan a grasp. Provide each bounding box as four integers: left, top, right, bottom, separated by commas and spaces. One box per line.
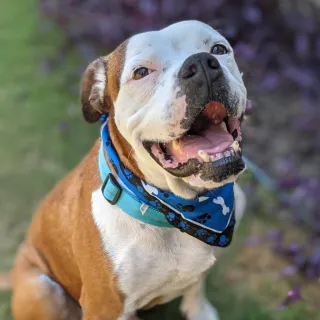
81, 20, 247, 199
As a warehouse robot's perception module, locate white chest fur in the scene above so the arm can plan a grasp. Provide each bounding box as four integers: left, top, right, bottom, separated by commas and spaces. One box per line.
91, 188, 218, 314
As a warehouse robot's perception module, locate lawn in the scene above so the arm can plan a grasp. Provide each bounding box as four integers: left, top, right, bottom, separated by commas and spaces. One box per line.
0, 0, 316, 319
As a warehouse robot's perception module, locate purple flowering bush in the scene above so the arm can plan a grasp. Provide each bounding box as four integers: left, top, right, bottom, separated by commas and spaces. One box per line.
40, 0, 320, 302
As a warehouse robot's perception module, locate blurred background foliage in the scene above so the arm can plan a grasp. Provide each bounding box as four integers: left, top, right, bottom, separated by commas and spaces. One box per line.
0, 0, 319, 319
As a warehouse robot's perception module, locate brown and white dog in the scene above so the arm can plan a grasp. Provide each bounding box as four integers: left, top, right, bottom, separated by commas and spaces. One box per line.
11, 20, 247, 320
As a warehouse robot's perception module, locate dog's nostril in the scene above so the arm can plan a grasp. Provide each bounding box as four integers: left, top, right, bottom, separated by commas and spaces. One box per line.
190, 64, 197, 75
182, 63, 197, 78
179, 53, 221, 80
208, 57, 220, 69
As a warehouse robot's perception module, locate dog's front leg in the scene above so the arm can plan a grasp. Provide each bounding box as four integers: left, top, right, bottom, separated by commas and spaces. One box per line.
80, 290, 141, 320
180, 276, 219, 320
80, 285, 124, 320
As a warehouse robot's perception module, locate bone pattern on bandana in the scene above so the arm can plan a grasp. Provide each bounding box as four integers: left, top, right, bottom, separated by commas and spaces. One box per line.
101, 117, 236, 247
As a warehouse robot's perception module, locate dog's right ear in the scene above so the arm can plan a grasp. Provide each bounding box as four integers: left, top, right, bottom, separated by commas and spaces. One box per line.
80, 57, 112, 123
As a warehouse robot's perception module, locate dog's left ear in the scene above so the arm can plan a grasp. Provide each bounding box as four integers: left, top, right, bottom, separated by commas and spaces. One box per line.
80, 57, 112, 123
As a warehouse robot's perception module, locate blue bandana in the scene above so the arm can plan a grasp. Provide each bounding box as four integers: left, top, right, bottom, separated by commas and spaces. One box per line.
99, 117, 236, 247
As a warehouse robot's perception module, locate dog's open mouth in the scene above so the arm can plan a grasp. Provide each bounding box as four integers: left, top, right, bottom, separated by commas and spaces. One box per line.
143, 101, 245, 182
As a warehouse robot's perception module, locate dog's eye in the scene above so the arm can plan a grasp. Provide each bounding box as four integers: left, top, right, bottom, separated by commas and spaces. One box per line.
133, 67, 150, 80
211, 44, 228, 55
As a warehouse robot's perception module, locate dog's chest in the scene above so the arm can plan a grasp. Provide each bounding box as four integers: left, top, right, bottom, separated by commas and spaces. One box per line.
92, 189, 217, 310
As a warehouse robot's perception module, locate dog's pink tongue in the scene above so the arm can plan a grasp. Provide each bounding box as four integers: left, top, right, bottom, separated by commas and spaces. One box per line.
167, 124, 234, 163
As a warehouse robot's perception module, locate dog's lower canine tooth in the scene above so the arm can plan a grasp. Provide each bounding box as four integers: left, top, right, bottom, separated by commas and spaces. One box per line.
198, 150, 210, 162
231, 141, 239, 152
172, 140, 181, 153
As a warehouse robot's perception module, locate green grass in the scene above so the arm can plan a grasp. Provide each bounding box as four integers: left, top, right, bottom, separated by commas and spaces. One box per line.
0, 0, 316, 319
0, 0, 96, 271
0, 0, 96, 317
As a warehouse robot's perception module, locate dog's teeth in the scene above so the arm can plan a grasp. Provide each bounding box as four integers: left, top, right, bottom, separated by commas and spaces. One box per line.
172, 140, 181, 152
215, 153, 223, 160
210, 155, 216, 161
198, 150, 210, 162
224, 150, 231, 157
231, 141, 239, 152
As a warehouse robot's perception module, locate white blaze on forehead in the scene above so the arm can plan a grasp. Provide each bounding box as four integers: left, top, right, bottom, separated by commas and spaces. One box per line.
160, 20, 225, 43
122, 20, 229, 83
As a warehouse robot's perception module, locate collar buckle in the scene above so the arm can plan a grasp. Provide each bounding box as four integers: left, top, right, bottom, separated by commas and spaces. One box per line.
101, 173, 122, 205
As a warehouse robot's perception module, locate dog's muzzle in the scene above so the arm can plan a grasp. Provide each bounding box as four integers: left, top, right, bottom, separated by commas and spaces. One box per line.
143, 53, 245, 183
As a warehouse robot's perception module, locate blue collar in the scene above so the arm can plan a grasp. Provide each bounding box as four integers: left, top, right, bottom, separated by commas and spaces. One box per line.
98, 139, 174, 228
98, 117, 236, 247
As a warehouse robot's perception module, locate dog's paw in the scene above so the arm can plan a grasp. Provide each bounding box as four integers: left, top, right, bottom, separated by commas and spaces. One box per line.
183, 299, 219, 320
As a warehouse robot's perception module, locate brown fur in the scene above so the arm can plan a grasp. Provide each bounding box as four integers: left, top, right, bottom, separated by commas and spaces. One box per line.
80, 40, 128, 123
11, 141, 125, 320
106, 40, 128, 103
106, 40, 144, 178
108, 116, 144, 180
80, 39, 143, 179
11, 41, 136, 319
81, 57, 109, 123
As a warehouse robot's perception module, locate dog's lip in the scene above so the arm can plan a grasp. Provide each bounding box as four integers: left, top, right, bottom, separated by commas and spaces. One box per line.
147, 132, 242, 170
142, 103, 243, 179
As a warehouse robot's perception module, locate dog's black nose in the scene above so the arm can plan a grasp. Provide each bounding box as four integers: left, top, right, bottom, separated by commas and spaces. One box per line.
178, 52, 222, 83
